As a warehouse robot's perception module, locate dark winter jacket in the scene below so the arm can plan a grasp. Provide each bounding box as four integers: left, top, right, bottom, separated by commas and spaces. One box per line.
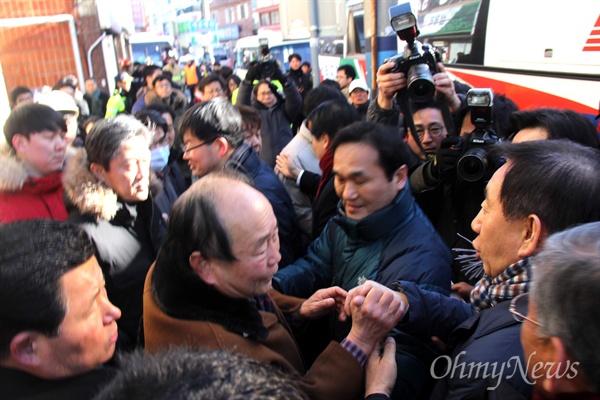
0, 365, 117, 400
63, 149, 167, 351
153, 161, 188, 218
226, 143, 302, 268
286, 67, 313, 96
274, 186, 452, 398
238, 79, 302, 168
396, 279, 533, 400
274, 186, 452, 297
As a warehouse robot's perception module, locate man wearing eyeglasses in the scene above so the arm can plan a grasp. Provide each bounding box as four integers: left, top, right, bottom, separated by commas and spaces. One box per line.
345, 140, 600, 399
519, 222, 600, 399
406, 100, 449, 161
178, 97, 302, 268
197, 74, 226, 102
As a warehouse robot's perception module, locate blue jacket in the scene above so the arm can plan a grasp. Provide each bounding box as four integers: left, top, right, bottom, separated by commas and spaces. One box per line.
274, 186, 452, 297
227, 143, 302, 268
397, 280, 533, 399
274, 186, 452, 399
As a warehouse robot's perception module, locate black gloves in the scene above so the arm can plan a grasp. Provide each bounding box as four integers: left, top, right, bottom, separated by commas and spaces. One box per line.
433, 136, 464, 180
245, 61, 260, 83
271, 64, 287, 85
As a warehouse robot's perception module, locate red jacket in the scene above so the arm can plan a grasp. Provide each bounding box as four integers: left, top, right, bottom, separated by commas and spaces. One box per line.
0, 171, 67, 223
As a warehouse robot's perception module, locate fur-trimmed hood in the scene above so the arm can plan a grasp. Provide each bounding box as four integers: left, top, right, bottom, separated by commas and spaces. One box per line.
62, 148, 162, 221
0, 142, 28, 192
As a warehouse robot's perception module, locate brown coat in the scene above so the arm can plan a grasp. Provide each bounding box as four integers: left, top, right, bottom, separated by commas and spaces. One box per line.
143, 264, 364, 400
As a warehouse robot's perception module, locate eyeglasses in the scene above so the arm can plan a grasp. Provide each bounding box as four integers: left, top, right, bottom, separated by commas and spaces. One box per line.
181, 138, 216, 153
415, 124, 445, 140
509, 293, 542, 326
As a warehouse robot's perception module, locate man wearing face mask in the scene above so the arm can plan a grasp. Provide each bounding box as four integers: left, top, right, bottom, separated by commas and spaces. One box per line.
135, 109, 187, 217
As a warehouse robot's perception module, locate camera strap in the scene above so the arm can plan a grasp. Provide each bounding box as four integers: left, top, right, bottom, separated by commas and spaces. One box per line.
397, 89, 429, 158
440, 99, 456, 136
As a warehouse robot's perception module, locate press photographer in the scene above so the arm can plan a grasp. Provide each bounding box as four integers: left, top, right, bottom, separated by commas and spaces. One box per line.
368, 2, 513, 287
369, 3, 463, 165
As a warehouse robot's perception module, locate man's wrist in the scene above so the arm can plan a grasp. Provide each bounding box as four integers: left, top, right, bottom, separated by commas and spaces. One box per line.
377, 95, 393, 110
341, 337, 368, 367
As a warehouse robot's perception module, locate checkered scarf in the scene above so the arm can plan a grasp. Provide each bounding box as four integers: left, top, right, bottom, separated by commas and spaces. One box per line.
470, 258, 532, 312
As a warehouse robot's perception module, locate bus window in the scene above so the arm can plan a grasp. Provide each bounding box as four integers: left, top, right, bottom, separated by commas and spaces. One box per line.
347, 8, 365, 55
417, 0, 484, 66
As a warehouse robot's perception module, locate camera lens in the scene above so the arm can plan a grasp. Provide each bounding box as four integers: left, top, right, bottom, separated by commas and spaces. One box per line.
407, 63, 435, 101
261, 61, 274, 78
457, 148, 489, 182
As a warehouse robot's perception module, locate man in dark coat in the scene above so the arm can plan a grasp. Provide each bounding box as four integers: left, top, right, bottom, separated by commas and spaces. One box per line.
347, 140, 600, 400
178, 97, 302, 268
0, 220, 120, 399
63, 115, 167, 352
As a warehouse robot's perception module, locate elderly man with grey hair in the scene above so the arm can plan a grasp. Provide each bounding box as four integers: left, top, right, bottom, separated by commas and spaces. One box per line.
63, 115, 167, 353
178, 97, 302, 268
517, 221, 600, 399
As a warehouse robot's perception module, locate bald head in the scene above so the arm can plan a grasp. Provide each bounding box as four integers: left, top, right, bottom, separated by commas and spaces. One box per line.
164, 171, 275, 265
157, 171, 281, 297
189, 173, 272, 230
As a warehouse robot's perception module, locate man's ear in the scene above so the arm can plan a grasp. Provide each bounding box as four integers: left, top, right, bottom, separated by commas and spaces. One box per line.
542, 336, 583, 394
517, 214, 543, 259
89, 162, 106, 183
393, 165, 408, 191
322, 133, 331, 150
214, 137, 230, 158
189, 251, 217, 285
11, 134, 27, 154
8, 332, 42, 368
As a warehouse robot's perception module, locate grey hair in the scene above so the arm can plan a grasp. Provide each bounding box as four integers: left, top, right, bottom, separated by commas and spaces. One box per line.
85, 114, 152, 170
178, 97, 244, 149
530, 221, 600, 393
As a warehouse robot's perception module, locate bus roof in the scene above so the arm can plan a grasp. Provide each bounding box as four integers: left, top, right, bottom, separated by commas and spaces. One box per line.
235, 33, 283, 51
129, 32, 174, 45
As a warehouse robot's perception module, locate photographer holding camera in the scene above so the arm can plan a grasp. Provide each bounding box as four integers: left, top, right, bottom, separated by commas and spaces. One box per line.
372, 60, 463, 161
367, 4, 514, 289
238, 54, 302, 169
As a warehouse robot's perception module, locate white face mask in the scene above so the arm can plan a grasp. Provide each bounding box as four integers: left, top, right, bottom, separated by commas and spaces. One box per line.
150, 145, 170, 171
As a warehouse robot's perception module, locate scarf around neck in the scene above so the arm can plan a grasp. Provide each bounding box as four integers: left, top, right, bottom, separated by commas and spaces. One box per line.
316, 148, 334, 198
470, 258, 532, 312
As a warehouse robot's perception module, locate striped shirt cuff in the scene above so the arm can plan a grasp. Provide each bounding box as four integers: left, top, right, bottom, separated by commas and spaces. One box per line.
340, 338, 368, 367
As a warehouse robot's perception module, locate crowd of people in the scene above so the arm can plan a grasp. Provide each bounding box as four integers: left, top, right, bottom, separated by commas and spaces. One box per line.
1, 53, 599, 400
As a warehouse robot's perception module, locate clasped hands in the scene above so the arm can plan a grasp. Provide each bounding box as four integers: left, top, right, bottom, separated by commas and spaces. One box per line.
297, 281, 408, 355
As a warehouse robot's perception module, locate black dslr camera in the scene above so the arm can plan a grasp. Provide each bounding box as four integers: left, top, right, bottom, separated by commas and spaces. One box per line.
457, 89, 502, 182
384, 4, 440, 102
257, 38, 277, 79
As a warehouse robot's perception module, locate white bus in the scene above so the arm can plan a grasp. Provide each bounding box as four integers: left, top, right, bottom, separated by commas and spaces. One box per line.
415, 0, 600, 122
129, 32, 175, 67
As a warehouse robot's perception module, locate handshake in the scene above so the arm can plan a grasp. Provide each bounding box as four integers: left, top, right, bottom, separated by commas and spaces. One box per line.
294, 280, 408, 397
296, 280, 408, 355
